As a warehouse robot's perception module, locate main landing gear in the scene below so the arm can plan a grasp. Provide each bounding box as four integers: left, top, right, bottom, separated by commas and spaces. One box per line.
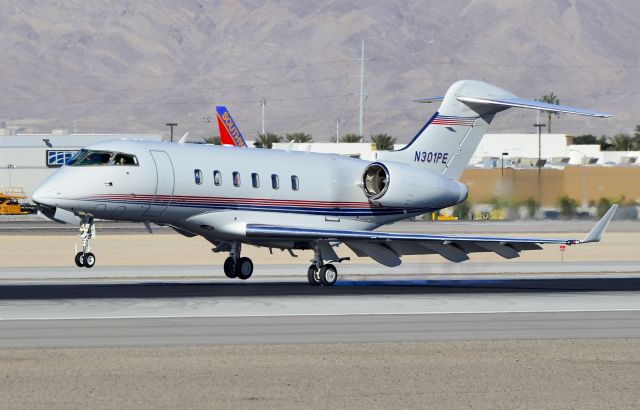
74, 216, 96, 268
306, 245, 339, 287
223, 242, 254, 280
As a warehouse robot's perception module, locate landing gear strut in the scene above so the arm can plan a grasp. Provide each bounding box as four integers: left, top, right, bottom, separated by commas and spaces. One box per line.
307, 245, 339, 286
223, 242, 254, 280
74, 216, 96, 268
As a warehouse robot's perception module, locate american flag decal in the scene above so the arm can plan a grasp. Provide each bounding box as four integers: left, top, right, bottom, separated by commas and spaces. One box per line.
431, 114, 477, 126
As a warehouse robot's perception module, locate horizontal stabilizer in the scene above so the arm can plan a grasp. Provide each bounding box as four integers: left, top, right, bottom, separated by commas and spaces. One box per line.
457, 96, 611, 117
415, 96, 445, 104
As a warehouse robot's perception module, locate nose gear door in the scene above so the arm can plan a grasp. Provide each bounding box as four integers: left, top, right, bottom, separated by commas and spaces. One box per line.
143, 150, 174, 217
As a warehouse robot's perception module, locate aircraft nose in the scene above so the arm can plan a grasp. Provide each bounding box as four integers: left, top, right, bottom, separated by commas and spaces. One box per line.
31, 182, 56, 207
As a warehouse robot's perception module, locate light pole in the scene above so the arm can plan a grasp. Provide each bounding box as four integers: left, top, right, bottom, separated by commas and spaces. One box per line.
336, 117, 341, 143
165, 123, 178, 142
533, 116, 546, 204
569, 148, 588, 208
7, 164, 15, 190
501, 152, 509, 176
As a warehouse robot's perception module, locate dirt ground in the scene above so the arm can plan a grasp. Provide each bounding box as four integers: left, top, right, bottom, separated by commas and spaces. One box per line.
0, 230, 638, 267
2, 340, 640, 409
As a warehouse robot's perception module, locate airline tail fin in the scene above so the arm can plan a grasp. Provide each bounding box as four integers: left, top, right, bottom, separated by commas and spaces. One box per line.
377, 80, 609, 180
216, 106, 248, 147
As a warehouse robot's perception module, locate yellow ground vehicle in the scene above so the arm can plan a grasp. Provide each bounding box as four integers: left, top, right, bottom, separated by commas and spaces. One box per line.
0, 191, 30, 215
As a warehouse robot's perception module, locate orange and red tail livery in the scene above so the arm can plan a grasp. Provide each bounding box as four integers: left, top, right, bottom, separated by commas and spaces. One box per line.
216, 106, 248, 147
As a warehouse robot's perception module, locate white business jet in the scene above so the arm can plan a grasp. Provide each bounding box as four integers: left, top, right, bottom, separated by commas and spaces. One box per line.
33, 80, 617, 286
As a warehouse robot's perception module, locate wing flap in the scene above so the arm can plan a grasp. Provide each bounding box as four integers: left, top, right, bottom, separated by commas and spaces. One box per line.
345, 241, 402, 267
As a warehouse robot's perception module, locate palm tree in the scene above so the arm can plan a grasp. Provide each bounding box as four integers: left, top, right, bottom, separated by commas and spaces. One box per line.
370, 133, 397, 150
285, 132, 313, 143
203, 136, 221, 145
633, 125, 640, 150
340, 133, 362, 143
538, 92, 561, 133
254, 133, 283, 149
611, 133, 634, 151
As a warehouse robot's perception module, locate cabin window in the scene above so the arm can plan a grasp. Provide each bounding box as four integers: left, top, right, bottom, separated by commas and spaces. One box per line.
271, 174, 279, 190
233, 171, 241, 187
291, 175, 299, 191
194, 169, 202, 185
251, 173, 260, 188
213, 170, 221, 186
113, 153, 138, 166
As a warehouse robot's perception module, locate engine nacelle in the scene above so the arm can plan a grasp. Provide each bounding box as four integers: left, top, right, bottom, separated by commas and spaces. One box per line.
361, 161, 468, 209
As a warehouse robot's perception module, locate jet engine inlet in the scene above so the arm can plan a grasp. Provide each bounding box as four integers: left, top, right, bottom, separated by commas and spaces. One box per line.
362, 162, 389, 199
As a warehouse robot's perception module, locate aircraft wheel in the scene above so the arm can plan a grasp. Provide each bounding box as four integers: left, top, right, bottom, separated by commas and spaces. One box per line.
320, 264, 338, 286
83, 252, 96, 268
235, 257, 253, 280
223, 257, 237, 278
74, 252, 84, 268
307, 265, 321, 286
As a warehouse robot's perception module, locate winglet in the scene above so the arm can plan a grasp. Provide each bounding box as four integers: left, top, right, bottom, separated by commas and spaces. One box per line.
581, 204, 618, 243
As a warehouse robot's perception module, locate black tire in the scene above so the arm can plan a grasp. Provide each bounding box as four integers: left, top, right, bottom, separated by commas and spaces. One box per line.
320, 264, 338, 286
74, 252, 84, 268
307, 265, 321, 286
83, 252, 96, 268
236, 257, 253, 280
223, 257, 237, 278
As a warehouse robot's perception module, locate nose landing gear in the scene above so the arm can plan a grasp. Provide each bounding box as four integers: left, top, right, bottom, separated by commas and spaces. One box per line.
74, 216, 96, 268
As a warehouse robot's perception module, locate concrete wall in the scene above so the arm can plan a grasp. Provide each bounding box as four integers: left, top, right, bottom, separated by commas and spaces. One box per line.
462, 167, 640, 206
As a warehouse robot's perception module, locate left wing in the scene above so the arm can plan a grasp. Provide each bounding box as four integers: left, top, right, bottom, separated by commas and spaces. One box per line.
246, 205, 618, 267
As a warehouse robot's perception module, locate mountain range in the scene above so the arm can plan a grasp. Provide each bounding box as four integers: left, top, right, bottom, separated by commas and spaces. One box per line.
1, 0, 638, 142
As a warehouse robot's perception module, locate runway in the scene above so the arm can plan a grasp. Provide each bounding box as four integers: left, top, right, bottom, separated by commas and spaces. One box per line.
1, 260, 639, 282
1, 275, 640, 348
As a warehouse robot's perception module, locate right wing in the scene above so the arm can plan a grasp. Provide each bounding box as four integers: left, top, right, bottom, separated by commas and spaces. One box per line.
245, 205, 618, 267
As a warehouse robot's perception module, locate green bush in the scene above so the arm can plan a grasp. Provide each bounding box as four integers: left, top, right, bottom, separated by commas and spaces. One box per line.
558, 195, 579, 219
453, 201, 472, 220
521, 197, 539, 219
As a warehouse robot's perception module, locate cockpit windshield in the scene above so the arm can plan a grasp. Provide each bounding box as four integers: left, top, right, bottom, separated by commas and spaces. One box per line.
66, 150, 139, 166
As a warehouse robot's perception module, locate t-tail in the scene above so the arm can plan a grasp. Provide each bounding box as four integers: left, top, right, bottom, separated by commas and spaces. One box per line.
216, 106, 248, 147
376, 80, 610, 180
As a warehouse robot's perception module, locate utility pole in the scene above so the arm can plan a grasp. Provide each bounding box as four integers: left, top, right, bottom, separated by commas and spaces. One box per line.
501, 152, 509, 176
336, 117, 341, 143
533, 111, 546, 204
358, 39, 365, 138
260, 98, 267, 135
165, 122, 178, 142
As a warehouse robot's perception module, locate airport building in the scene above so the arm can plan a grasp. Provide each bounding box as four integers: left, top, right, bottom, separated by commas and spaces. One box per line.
1, 130, 638, 210
0, 130, 162, 197
274, 134, 640, 167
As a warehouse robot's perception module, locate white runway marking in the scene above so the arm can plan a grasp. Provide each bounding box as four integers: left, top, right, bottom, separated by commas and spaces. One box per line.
2, 309, 640, 322
2, 292, 640, 321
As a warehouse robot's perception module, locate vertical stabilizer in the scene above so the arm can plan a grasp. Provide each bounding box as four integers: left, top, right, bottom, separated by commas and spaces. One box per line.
376, 80, 513, 180
216, 106, 248, 147
376, 80, 609, 180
